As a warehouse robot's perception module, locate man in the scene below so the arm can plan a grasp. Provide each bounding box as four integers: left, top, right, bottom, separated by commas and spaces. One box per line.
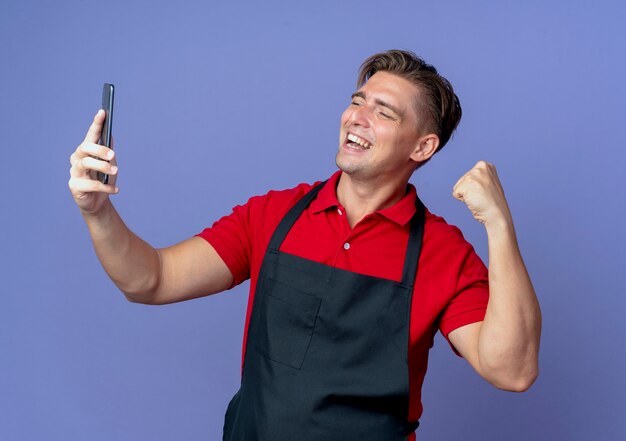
69, 50, 541, 440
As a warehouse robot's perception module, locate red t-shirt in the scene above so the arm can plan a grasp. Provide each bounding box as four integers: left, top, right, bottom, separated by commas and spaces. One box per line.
197, 170, 489, 430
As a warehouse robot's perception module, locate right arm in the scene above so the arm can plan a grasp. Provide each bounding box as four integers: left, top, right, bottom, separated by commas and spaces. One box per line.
69, 110, 233, 305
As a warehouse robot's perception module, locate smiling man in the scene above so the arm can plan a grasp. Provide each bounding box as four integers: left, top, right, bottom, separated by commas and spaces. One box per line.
69, 50, 541, 440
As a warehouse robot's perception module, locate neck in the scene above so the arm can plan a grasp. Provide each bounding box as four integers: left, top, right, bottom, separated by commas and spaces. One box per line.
336, 171, 410, 228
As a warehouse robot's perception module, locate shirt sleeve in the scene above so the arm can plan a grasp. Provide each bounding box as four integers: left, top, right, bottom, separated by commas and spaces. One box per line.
195, 201, 254, 288
194, 183, 314, 289
438, 244, 489, 357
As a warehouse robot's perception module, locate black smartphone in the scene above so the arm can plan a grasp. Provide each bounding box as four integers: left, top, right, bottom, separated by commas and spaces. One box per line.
97, 83, 115, 184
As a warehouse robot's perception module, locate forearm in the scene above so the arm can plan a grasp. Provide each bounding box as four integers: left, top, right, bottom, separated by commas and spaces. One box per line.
477, 217, 542, 391
82, 200, 161, 303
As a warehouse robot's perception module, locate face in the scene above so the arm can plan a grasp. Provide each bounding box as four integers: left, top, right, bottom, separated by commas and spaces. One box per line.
336, 71, 430, 181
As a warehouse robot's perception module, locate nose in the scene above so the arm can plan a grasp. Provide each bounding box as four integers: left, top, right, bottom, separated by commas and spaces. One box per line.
347, 104, 371, 128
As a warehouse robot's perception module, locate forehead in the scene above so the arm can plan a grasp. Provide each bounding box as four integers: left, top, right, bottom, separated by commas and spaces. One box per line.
360, 72, 421, 104
359, 71, 421, 121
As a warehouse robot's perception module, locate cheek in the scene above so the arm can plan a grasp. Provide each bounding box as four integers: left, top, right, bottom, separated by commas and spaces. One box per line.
340, 109, 352, 126
374, 127, 394, 144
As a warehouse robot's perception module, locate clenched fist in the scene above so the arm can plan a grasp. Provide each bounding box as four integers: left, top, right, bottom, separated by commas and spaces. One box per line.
452, 161, 512, 227
68, 110, 119, 216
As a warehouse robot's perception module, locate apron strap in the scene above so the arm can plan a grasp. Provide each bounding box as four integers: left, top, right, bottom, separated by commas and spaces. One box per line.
267, 181, 327, 252
400, 196, 425, 288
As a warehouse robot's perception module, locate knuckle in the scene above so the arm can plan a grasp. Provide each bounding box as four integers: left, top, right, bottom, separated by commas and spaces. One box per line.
73, 147, 83, 161
68, 177, 82, 192
470, 168, 483, 178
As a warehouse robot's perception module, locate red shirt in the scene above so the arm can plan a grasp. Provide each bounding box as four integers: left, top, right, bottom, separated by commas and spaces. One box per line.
197, 170, 489, 429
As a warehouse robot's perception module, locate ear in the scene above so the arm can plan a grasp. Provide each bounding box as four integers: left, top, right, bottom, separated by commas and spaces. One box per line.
409, 133, 440, 163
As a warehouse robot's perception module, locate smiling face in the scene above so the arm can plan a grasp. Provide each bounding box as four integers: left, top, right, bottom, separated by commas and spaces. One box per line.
336, 71, 437, 182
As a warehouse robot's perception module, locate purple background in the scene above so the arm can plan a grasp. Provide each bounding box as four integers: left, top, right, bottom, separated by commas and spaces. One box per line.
1, 1, 625, 440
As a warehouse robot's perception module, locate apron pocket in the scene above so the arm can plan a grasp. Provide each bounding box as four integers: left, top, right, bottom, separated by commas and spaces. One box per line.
252, 278, 321, 370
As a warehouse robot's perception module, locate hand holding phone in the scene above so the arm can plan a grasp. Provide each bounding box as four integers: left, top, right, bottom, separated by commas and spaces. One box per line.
97, 83, 115, 184
68, 109, 118, 216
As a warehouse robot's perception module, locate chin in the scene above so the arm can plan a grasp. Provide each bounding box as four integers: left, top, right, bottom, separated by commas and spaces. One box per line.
335, 155, 354, 175
336, 159, 362, 176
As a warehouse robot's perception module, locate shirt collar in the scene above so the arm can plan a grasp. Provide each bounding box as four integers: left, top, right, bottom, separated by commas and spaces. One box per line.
310, 170, 342, 214
310, 170, 418, 226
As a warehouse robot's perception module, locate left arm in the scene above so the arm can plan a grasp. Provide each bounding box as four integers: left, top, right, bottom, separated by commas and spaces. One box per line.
448, 161, 542, 392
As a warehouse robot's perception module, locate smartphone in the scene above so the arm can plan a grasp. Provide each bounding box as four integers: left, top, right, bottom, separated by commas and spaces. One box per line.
97, 83, 115, 184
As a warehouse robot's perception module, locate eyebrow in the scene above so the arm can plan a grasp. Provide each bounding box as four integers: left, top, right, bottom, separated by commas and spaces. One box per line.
351, 91, 405, 119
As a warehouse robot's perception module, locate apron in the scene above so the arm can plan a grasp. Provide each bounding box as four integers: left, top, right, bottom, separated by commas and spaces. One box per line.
223, 181, 425, 441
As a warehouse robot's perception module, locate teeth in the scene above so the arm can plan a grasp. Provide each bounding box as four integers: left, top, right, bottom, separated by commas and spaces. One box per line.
347, 133, 372, 149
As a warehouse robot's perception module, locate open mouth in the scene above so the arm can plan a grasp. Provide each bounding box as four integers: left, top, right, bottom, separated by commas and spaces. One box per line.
345, 133, 373, 150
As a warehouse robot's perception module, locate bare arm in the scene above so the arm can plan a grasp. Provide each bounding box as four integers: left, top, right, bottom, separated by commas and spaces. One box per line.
448, 161, 542, 392
69, 111, 233, 304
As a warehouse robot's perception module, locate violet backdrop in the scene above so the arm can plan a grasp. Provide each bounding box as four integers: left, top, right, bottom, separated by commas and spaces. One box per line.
1, 1, 625, 440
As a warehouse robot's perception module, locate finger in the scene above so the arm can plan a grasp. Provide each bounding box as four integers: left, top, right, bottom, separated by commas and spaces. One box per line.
452, 182, 464, 200
70, 151, 91, 177
83, 109, 106, 144
452, 175, 463, 192
69, 176, 119, 194
452, 187, 465, 201
452, 186, 462, 200
69, 151, 81, 168
78, 156, 118, 176
70, 155, 117, 179
452, 172, 468, 197
78, 142, 115, 161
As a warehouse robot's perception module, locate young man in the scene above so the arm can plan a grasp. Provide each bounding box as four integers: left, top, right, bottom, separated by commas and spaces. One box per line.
69, 50, 541, 440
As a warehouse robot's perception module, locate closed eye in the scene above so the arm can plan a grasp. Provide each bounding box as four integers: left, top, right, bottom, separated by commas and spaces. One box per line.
379, 111, 397, 121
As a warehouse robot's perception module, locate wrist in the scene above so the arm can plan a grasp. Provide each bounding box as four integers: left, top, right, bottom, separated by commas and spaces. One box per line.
484, 212, 515, 237
81, 199, 114, 224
